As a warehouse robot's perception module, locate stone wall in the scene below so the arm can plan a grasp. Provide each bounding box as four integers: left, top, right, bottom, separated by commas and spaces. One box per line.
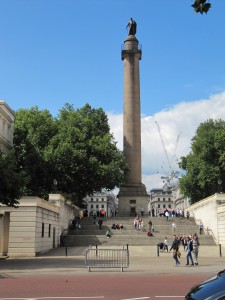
186, 193, 225, 246
218, 205, 225, 246
0, 194, 78, 257
7, 197, 59, 257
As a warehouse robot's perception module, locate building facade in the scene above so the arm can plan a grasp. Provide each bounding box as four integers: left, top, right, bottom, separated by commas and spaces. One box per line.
148, 185, 174, 216
148, 181, 190, 216
84, 191, 117, 217
0, 100, 15, 153
173, 184, 190, 210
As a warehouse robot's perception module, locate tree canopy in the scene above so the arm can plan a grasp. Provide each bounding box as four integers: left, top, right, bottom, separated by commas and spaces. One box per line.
45, 103, 128, 204
179, 119, 225, 204
192, 0, 211, 14
13, 106, 57, 199
0, 151, 25, 206
2, 104, 128, 207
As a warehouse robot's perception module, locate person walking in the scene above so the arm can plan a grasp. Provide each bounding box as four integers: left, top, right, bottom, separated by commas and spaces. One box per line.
186, 211, 190, 220
165, 210, 169, 221
199, 222, 203, 235
170, 235, 180, 267
98, 218, 103, 230
163, 236, 168, 252
186, 237, 194, 266
93, 212, 97, 224
192, 234, 200, 265
172, 222, 176, 232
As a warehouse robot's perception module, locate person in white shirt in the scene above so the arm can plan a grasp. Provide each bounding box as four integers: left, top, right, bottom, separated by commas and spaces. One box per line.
172, 222, 176, 232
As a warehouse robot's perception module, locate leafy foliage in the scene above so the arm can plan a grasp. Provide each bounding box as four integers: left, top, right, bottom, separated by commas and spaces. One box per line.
0, 152, 25, 206
45, 104, 128, 205
7, 104, 127, 207
192, 0, 211, 14
179, 119, 225, 204
13, 107, 57, 199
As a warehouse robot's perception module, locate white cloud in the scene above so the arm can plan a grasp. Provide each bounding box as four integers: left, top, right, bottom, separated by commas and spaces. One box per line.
107, 91, 225, 192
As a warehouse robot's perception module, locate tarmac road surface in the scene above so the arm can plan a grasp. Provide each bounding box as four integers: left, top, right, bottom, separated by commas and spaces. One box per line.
0, 273, 210, 300
0, 254, 225, 299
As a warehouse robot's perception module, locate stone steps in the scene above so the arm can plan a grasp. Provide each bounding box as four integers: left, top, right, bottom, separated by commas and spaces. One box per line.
64, 234, 215, 247
64, 216, 215, 247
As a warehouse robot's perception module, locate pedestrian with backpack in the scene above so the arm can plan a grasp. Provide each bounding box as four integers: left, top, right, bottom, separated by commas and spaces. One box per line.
186, 236, 194, 266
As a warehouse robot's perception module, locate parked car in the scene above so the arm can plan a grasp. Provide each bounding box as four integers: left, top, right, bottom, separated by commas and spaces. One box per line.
185, 269, 225, 300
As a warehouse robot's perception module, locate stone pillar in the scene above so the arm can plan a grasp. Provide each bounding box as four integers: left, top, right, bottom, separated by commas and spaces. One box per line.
118, 35, 148, 216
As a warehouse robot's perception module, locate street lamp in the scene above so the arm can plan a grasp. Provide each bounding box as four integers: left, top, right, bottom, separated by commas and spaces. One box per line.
218, 179, 222, 193
53, 179, 58, 193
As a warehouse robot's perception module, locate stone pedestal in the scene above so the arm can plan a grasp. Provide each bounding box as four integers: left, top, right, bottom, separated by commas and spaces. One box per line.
118, 35, 148, 216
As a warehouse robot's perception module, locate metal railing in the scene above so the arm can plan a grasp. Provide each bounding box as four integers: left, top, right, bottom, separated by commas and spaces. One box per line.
85, 245, 129, 272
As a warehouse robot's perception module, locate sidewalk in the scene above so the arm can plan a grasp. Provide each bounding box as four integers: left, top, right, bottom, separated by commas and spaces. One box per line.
39, 245, 224, 258
0, 246, 224, 277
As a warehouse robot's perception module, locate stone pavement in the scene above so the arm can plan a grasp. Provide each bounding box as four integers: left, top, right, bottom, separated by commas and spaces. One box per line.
40, 244, 224, 258
0, 246, 224, 277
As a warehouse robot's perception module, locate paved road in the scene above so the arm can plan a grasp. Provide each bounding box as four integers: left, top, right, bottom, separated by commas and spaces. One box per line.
0, 274, 209, 300
0, 248, 224, 299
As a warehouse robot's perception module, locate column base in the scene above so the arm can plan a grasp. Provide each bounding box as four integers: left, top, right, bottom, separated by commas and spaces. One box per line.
118, 183, 149, 217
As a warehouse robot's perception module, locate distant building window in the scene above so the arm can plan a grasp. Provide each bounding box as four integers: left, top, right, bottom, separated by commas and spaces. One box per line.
163, 205, 166, 208
91, 198, 93, 201
101, 205, 104, 208
130, 200, 136, 204
168, 204, 171, 208
168, 198, 171, 201
91, 205, 93, 208
96, 198, 99, 201
96, 205, 99, 208
163, 198, 165, 201
102, 198, 104, 201
48, 224, 51, 237
42, 223, 44, 238
158, 198, 160, 201
158, 204, 160, 208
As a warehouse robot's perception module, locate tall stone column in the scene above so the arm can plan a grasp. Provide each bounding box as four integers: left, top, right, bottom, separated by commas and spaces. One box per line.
118, 32, 148, 216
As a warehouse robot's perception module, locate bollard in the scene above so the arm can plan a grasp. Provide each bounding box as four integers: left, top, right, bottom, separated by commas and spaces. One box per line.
219, 244, 222, 257
65, 244, 68, 256
157, 245, 159, 257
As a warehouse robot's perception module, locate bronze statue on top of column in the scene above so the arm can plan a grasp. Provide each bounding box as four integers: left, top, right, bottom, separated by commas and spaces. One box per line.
126, 18, 137, 36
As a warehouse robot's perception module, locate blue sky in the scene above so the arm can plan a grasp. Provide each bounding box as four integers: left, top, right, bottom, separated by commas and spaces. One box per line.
1, 0, 225, 190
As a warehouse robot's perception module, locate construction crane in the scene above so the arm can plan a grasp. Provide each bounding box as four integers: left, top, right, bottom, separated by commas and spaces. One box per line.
155, 121, 180, 185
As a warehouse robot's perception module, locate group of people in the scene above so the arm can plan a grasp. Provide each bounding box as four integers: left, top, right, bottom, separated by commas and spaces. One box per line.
133, 216, 145, 231
169, 233, 200, 267
71, 217, 81, 230
111, 223, 124, 230
150, 207, 192, 219
133, 216, 155, 237
158, 237, 168, 252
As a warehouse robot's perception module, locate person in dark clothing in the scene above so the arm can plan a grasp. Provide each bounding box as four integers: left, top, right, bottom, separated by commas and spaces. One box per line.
60, 234, 65, 247
98, 218, 103, 230
170, 235, 180, 267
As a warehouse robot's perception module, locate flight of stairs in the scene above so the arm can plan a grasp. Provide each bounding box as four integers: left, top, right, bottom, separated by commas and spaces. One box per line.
63, 216, 216, 247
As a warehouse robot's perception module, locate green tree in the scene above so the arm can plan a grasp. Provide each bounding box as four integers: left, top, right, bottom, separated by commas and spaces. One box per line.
45, 103, 128, 206
12, 104, 127, 206
179, 119, 225, 204
0, 152, 25, 206
13, 107, 57, 199
192, 0, 211, 14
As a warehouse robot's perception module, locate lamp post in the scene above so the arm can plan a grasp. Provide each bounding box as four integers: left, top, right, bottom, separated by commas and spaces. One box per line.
53, 179, 58, 193
218, 179, 222, 193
